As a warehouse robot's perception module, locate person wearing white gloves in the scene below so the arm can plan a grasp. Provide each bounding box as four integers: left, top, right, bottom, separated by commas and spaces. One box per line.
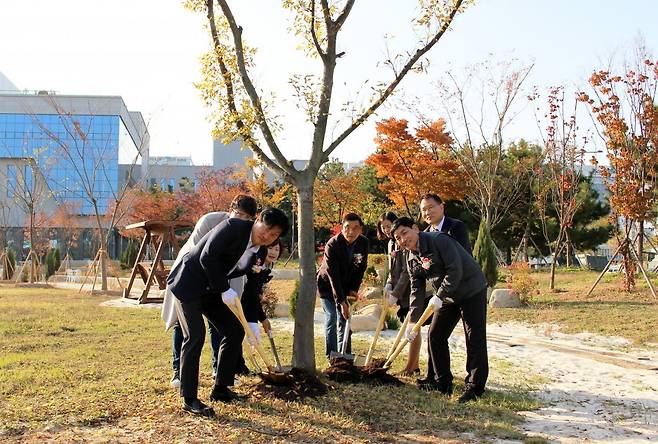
167, 208, 288, 416
241, 240, 281, 346
391, 216, 489, 403
377, 211, 417, 376
164, 195, 258, 389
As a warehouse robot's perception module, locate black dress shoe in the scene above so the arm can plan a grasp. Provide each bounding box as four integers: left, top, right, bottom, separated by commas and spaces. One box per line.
417, 379, 453, 395
210, 385, 246, 403
236, 363, 252, 376
458, 388, 483, 403
182, 398, 215, 417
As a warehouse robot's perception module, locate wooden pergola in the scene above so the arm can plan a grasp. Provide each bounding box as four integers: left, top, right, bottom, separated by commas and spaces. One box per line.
122, 220, 193, 304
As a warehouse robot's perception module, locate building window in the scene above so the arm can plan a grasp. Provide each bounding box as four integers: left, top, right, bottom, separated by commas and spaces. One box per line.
168, 178, 175, 193
24, 164, 33, 195
7, 164, 16, 198
160, 178, 166, 191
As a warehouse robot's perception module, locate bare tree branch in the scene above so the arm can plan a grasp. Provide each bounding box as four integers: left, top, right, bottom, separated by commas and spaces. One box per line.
323, 0, 465, 161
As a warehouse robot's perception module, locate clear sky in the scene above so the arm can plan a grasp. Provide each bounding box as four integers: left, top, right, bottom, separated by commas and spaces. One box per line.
1, 1, 656, 166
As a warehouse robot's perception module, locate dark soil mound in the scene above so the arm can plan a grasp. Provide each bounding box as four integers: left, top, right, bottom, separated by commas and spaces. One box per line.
324, 357, 402, 386
248, 368, 328, 402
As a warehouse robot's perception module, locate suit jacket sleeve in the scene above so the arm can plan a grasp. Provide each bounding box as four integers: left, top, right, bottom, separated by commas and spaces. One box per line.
324, 238, 347, 303
199, 223, 240, 294
433, 235, 464, 300
452, 220, 472, 255
408, 259, 427, 323
385, 240, 394, 288
242, 269, 270, 323
191, 212, 227, 246
392, 250, 410, 299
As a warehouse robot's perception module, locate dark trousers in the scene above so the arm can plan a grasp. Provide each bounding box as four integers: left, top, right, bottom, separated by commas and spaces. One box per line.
174, 295, 244, 399
172, 322, 221, 373
427, 288, 488, 393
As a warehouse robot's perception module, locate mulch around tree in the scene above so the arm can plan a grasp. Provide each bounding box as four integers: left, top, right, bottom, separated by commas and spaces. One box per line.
323, 357, 402, 386
247, 368, 329, 402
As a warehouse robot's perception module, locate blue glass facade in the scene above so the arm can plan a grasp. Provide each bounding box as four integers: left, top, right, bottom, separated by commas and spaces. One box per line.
0, 113, 119, 214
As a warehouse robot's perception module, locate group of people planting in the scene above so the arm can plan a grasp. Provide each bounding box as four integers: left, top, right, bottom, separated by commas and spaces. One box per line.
162, 192, 488, 417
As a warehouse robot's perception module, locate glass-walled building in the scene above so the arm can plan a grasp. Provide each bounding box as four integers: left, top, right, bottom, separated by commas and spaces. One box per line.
0, 91, 149, 258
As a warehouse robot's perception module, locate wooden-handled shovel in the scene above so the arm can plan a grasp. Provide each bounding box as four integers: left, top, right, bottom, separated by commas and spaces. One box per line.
383, 303, 435, 369
364, 295, 390, 365
385, 311, 411, 363
227, 299, 275, 372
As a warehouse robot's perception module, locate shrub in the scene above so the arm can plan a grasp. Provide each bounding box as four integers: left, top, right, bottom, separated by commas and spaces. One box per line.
54, 248, 61, 272
45, 249, 56, 279
384, 310, 400, 330
363, 265, 381, 285
368, 253, 387, 268
260, 285, 278, 318
505, 261, 539, 305
473, 219, 498, 288
120, 240, 139, 270
288, 279, 300, 319
2, 249, 16, 280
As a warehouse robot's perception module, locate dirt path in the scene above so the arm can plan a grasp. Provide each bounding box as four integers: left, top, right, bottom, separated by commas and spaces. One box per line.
271, 311, 658, 443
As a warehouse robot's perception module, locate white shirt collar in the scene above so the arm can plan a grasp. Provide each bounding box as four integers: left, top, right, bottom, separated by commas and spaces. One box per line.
432, 216, 445, 232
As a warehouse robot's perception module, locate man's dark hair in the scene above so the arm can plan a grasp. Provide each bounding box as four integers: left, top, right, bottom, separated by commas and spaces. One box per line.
390, 216, 416, 236
259, 207, 289, 237
419, 193, 443, 205
230, 194, 258, 217
342, 212, 364, 226
376, 211, 397, 240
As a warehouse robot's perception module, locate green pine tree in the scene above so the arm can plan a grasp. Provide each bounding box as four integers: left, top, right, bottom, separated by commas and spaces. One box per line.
473, 219, 498, 288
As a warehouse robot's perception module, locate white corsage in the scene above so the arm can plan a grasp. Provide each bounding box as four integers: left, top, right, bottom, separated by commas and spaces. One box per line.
353, 253, 364, 265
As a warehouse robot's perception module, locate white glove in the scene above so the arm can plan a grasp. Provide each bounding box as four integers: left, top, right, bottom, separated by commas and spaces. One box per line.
383, 283, 392, 294
429, 295, 443, 312
221, 288, 238, 305
246, 322, 261, 345
387, 293, 398, 307
405, 324, 418, 342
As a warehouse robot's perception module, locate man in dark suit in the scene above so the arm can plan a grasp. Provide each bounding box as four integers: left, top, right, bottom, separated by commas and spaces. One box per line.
317, 213, 369, 358
168, 208, 288, 416
416, 193, 473, 387
420, 193, 471, 253
392, 216, 488, 403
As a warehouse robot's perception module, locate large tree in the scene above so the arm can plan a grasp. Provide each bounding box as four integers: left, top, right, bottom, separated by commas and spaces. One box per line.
187, 0, 472, 369
366, 117, 467, 217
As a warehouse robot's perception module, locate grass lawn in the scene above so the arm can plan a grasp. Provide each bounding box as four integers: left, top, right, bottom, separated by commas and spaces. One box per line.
489, 269, 658, 347
0, 284, 543, 443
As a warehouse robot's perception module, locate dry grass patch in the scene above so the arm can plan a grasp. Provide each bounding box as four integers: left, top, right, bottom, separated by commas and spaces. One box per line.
490, 269, 658, 346
0, 284, 540, 442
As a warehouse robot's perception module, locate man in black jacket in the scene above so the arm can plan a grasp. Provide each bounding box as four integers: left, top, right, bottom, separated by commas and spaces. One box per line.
417, 193, 473, 386
392, 217, 488, 403
317, 213, 369, 358
168, 208, 288, 416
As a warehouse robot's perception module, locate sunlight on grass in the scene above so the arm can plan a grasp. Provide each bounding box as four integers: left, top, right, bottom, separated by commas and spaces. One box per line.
0, 283, 543, 442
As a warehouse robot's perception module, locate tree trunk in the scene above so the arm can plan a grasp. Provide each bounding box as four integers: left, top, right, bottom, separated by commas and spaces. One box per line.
291, 181, 317, 371
638, 219, 645, 269
29, 209, 35, 283
550, 230, 564, 291
92, 203, 108, 292
565, 230, 572, 268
